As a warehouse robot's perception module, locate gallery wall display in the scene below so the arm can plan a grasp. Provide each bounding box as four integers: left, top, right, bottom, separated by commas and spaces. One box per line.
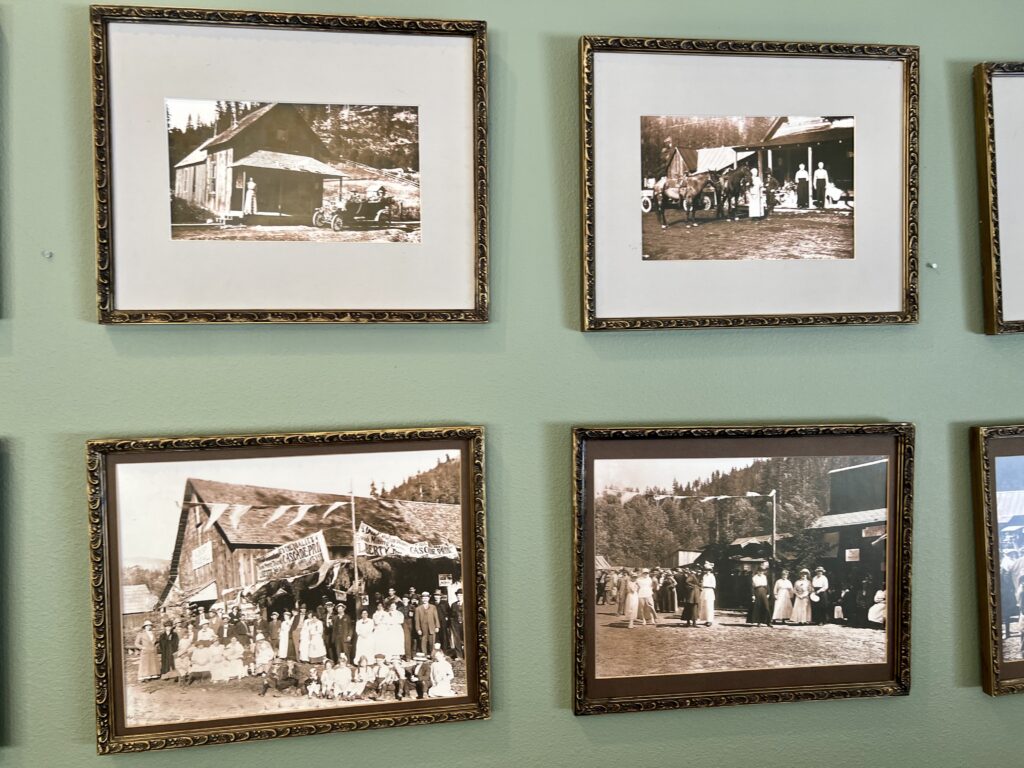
972, 424, 1024, 694
572, 423, 913, 714
580, 37, 919, 330
975, 63, 1024, 334
90, 5, 489, 323
87, 426, 489, 753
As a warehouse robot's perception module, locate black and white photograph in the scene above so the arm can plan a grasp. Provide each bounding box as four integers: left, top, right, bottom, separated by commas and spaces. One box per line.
91, 7, 488, 323
592, 453, 886, 679
581, 37, 918, 330
991, 453, 1024, 664
168, 100, 421, 243
573, 425, 913, 714
641, 115, 854, 261
88, 428, 489, 752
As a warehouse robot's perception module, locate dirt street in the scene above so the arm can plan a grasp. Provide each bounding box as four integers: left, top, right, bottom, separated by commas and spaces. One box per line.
171, 224, 421, 243
642, 209, 854, 261
594, 605, 886, 678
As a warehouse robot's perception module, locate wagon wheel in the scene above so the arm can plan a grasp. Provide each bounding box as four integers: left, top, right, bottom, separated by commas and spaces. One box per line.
640, 196, 653, 214
702, 195, 714, 211
331, 213, 345, 232
312, 210, 325, 228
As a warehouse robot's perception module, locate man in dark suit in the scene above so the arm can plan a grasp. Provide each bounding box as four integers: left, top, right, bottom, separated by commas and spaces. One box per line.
329, 605, 354, 663
267, 611, 282, 648
322, 601, 337, 661
433, 590, 451, 654
449, 589, 465, 659
414, 591, 440, 654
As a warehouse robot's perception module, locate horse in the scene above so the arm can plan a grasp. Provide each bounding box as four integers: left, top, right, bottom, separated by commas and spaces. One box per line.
653, 172, 720, 227
718, 166, 752, 219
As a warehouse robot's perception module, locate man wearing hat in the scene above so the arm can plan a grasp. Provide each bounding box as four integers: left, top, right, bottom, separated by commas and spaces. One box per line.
267, 611, 282, 647
405, 651, 432, 699
449, 588, 465, 659
434, 589, 452, 654
811, 566, 831, 625
158, 620, 180, 677
414, 591, 440, 654
677, 566, 701, 627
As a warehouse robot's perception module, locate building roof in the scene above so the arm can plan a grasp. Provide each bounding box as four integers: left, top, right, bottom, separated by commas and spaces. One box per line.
122, 584, 158, 615
735, 116, 854, 150
595, 555, 615, 571
204, 103, 277, 149
730, 533, 793, 547
185, 477, 461, 547
174, 138, 213, 168
807, 508, 887, 529
233, 150, 344, 177
997, 490, 1024, 524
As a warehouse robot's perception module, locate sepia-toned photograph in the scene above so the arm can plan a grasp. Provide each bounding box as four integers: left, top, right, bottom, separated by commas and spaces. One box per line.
573, 425, 913, 714
641, 115, 854, 261
89, 427, 489, 752
992, 453, 1024, 664
91, 7, 488, 323
168, 100, 421, 243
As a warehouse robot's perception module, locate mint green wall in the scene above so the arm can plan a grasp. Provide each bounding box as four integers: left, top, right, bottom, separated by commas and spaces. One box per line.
1, 0, 1020, 765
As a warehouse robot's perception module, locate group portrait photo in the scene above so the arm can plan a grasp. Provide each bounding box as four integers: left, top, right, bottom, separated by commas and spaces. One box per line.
88, 427, 489, 752
573, 425, 913, 713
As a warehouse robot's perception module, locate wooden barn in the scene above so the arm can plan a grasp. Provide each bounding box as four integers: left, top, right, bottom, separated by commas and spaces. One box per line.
805, 459, 889, 589
157, 477, 461, 613
121, 584, 158, 634
172, 102, 343, 223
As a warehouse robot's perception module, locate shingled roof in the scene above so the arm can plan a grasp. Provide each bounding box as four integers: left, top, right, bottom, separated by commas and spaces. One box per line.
186, 477, 461, 547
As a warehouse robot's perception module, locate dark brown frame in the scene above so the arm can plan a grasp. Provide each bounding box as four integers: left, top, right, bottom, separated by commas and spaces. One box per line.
87, 426, 489, 753
974, 63, 1024, 334
573, 423, 914, 714
90, 5, 489, 323
580, 36, 920, 331
972, 424, 1024, 693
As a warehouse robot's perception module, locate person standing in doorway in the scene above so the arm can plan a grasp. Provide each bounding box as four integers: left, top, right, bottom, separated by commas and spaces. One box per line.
244, 177, 258, 215
813, 162, 829, 209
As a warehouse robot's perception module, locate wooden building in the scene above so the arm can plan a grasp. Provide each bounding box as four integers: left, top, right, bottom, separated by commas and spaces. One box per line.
121, 584, 158, 634
157, 477, 461, 612
805, 459, 889, 589
173, 103, 343, 222
734, 116, 855, 191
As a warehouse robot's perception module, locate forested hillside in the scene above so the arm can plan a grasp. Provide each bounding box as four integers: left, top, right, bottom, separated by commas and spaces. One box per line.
595, 455, 872, 566
640, 115, 775, 178
383, 454, 461, 504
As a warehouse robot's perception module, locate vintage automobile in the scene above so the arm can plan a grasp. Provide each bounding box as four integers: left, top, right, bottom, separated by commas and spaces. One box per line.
313, 187, 394, 231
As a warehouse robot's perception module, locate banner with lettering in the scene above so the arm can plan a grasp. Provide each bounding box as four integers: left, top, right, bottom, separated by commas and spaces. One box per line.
356, 522, 458, 559
257, 530, 330, 580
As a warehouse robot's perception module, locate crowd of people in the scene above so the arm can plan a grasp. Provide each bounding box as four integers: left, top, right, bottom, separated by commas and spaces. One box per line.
597, 561, 886, 629
131, 585, 465, 703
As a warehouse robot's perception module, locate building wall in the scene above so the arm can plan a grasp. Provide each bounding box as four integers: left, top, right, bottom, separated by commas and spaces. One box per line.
4, 0, 1024, 767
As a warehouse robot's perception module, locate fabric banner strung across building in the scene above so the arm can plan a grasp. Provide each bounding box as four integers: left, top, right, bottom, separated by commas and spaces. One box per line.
356, 522, 458, 559
256, 530, 330, 580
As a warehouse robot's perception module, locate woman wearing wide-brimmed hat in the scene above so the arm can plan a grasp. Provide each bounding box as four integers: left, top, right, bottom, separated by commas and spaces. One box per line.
697, 562, 717, 626
134, 620, 161, 682
811, 566, 831, 625
791, 569, 813, 625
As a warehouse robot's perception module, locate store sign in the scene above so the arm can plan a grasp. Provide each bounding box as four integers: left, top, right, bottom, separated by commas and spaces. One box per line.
257, 530, 329, 580
845, 548, 861, 562
862, 524, 886, 538
356, 522, 458, 559
438, 574, 453, 586
191, 541, 213, 571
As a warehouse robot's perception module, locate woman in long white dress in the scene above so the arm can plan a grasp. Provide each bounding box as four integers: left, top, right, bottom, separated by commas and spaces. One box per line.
698, 563, 717, 626
354, 610, 376, 676
428, 649, 455, 697
791, 569, 813, 625
624, 573, 640, 628
382, 603, 406, 658
747, 168, 765, 219
277, 612, 293, 658
867, 587, 886, 626
301, 613, 327, 664
771, 569, 794, 624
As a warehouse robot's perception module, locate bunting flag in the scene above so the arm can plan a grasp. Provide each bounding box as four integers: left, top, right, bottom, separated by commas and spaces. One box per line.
202, 503, 231, 531
264, 505, 293, 526
288, 504, 314, 526
321, 501, 349, 520
229, 504, 252, 529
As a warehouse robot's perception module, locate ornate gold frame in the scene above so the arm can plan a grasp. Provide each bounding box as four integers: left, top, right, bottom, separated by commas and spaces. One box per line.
972, 424, 1024, 694
90, 5, 489, 323
572, 423, 914, 714
87, 426, 489, 753
974, 64, 1024, 334
580, 36, 920, 331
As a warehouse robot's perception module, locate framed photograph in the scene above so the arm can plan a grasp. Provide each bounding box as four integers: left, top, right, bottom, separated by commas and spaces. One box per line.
90, 6, 488, 323
972, 424, 1024, 693
87, 426, 489, 753
572, 423, 913, 714
975, 64, 1024, 334
580, 37, 919, 330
